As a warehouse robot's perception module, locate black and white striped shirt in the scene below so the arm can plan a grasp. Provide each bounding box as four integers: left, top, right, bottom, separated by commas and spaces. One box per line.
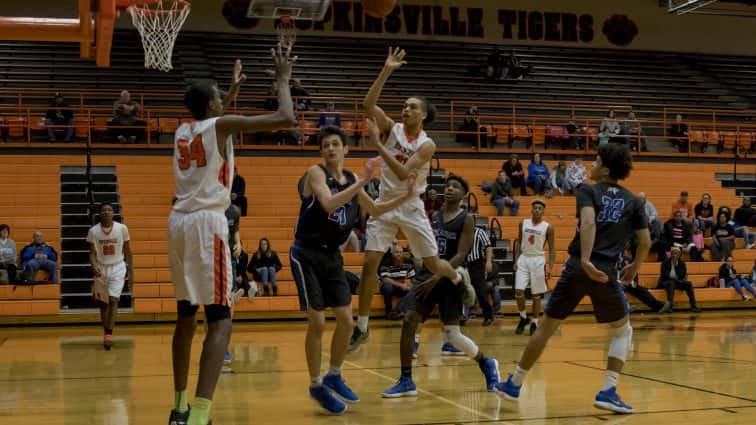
467, 226, 491, 263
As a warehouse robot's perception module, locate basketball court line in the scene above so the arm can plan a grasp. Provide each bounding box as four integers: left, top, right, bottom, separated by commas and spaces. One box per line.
341, 358, 507, 423
564, 361, 756, 403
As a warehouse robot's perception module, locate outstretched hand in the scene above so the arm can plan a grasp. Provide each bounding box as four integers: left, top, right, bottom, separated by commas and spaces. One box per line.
384, 46, 407, 71
232, 59, 247, 86
272, 42, 296, 81
363, 157, 381, 182
365, 117, 381, 146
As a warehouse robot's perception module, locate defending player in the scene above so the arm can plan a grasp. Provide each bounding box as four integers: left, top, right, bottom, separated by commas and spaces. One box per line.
382, 175, 500, 397
494, 144, 651, 414
513, 200, 555, 336
293, 125, 419, 414
350, 47, 473, 350
168, 46, 297, 425
88, 202, 132, 351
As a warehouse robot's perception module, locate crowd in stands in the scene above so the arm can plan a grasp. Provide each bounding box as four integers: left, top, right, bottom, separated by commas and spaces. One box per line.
0, 226, 58, 285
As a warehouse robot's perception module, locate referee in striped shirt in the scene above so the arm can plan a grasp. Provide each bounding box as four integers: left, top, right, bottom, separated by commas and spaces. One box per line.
468, 226, 495, 326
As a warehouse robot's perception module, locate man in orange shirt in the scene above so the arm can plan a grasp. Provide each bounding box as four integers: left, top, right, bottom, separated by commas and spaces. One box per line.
671, 191, 694, 224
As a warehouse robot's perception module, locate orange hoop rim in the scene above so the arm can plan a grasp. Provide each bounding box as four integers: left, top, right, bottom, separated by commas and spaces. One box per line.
119, 0, 191, 15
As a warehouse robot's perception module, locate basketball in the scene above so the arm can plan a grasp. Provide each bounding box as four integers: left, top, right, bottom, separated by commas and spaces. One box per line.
362, 0, 397, 18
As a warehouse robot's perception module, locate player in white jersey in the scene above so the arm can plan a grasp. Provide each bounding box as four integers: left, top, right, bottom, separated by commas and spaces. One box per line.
168, 46, 297, 425
350, 47, 473, 351
87, 202, 132, 351
514, 199, 555, 336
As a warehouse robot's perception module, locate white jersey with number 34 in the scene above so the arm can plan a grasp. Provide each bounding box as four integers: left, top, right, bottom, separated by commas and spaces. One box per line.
172, 117, 234, 213
378, 123, 432, 201
87, 222, 130, 266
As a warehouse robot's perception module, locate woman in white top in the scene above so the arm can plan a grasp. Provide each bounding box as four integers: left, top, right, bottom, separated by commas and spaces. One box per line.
0, 224, 17, 283
87, 202, 133, 350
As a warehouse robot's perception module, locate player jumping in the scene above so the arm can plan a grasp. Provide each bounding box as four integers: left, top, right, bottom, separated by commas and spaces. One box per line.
495, 144, 651, 414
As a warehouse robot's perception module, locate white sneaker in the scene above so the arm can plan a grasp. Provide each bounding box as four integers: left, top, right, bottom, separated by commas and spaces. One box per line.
247, 281, 259, 302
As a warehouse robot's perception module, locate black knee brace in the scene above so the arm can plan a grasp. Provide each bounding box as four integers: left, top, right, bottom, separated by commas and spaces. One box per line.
177, 300, 199, 317
204, 304, 231, 323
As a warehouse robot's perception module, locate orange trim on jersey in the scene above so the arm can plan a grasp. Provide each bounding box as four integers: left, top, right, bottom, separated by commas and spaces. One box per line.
101, 224, 114, 236
219, 239, 227, 306
403, 125, 423, 143
217, 160, 230, 188
214, 235, 221, 305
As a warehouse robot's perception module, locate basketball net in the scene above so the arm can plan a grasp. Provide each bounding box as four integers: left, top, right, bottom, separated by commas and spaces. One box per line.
276, 16, 296, 47
128, 0, 191, 72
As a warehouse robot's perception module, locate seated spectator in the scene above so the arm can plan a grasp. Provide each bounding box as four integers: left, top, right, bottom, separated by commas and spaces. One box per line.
490, 170, 519, 216
664, 211, 701, 261
231, 167, 248, 216
317, 101, 341, 129
719, 256, 755, 301
247, 238, 282, 296
656, 246, 700, 313
599, 109, 620, 144
671, 191, 694, 225
233, 245, 257, 302
378, 243, 416, 319
691, 221, 708, 259
750, 259, 756, 285
44, 93, 74, 142
108, 90, 146, 143
733, 197, 756, 248
565, 112, 584, 150
485, 46, 504, 81
668, 114, 689, 152
290, 79, 311, 111
637, 192, 664, 259
0, 224, 17, 283
711, 212, 736, 261
505, 50, 532, 79
456, 106, 479, 146
20, 231, 58, 283
565, 158, 587, 193
622, 110, 647, 152
694, 193, 715, 234
502, 154, 527, 196
526, 153, 550, 196
620, 247, 665, 313
547, 161, 568, 197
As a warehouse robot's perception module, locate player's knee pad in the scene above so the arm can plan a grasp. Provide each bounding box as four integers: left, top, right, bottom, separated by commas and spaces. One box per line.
204, 304, 231, 323
607, 321, 633, 362
177, 300, 199, 317
442, 325, 479, 358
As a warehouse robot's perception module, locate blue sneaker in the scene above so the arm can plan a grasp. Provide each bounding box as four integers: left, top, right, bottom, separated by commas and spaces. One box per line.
480, 358, 500, 391
223, 352, 232, 365
493, 374, 521, 400
594, 387, 633, 414
309, 385, 347, 414
323, 374, 360, 403
412, 338, 420, 359
382, 375, 418, 398
441, 342, 465, 356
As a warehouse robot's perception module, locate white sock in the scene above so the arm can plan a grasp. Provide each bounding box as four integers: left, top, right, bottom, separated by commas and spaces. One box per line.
357, 316, 369, 332
443, 326, 478, 357
310, 376, 322, 387
327, 366, 341, 376
512, 366, 528, 386
602, 370, 619, 391
519, 311, 527, 319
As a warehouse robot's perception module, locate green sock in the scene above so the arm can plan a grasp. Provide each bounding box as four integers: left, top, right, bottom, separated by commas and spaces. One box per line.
188, 397, 211, 425
175, 390, 188, 413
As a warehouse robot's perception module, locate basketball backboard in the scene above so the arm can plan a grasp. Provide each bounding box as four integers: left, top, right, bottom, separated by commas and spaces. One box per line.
246, 0, 330, 20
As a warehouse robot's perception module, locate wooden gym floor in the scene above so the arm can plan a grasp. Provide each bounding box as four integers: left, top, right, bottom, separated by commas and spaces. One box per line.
1, 311, 755, 424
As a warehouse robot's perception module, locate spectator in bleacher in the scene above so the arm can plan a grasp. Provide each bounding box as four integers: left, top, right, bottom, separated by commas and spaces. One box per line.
734, 197, 756, 248
247, 237, 282, 296
20, 231, 58, 283
671, 191, 694, 225
622, 111, 647, 152
719, 256, 755, 301
490, 170, 520, 216
694, 193, 715, 234
505, 51, 532, 79
599, 109, 620, 144
44, 93, 74, 142
378, 243, 416, 319
234, 244, 256, 302
547, 160, 568, 197
664, 211, 700, 261
231, 167, 248, 216
637, 192, 664, 260
711, 212, 736, 261
657, 246, 700, 313
565, 112, 582, 150
638, 192, 660, 233
620, 247, 665, 313
290, 79, 311, 111
456, 106, 479, 146
317, 101, 341, 129
108, 90, 145, 143
0, 224, 17, 284
750, 260, 756, 285
691, 221, 708, 260
526, 153, 550, 196
668, 114, 689, 152
502, 154, 527, 196
485, 47, 504, 81
565, 158, 587, 193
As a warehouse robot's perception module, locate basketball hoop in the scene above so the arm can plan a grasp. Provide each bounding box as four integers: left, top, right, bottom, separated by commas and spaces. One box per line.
276, 15, 297, 47
127, 0, 191, 72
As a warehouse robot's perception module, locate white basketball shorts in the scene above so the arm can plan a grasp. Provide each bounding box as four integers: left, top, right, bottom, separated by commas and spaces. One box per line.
515, 255, 548, 294
93, 261, 127, 301
168, 209, 233, 306
365, 197, 438, 258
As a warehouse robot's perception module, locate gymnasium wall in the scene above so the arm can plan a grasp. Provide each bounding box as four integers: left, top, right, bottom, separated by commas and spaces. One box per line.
3, 0, 756, 56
